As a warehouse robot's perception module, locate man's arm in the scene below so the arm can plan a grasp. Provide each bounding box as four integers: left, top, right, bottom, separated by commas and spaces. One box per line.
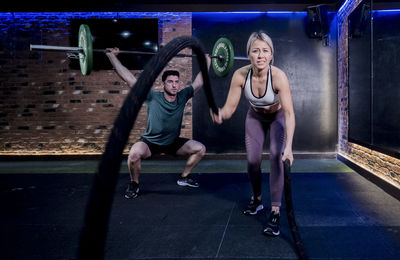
105, 48, 137, 88
191, 54, 211, 94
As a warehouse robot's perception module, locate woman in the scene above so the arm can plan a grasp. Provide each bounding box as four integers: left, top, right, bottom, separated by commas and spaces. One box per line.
211, 31, 295, 236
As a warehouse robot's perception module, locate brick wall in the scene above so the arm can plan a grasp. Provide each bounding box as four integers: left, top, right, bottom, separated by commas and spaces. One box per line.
0, 12, 193, 155
337, 1, 400, 188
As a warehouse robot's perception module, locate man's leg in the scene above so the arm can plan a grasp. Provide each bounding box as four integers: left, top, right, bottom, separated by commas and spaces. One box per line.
176, 140, 205, 187
176, 140, 206, 177
125, 141, 151, 198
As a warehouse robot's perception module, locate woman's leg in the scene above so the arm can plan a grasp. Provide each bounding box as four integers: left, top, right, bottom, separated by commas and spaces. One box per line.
245, 109, 266, 200
268, 109, 286, 208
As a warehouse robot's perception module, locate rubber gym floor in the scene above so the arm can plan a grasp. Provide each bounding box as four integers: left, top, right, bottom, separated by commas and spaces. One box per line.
1, 158, 400, 259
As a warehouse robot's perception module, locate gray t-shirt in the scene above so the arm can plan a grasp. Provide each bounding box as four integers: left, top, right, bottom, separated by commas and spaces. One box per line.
141, 86, 194, 145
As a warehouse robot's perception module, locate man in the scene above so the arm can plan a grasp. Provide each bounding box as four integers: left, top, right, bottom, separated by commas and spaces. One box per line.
106, 47, 211, 199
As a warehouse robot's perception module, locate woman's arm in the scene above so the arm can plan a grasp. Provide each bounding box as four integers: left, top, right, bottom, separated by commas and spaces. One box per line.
274, 67, 295, 164
106, 48, 137, 88
211, 67, 246, 124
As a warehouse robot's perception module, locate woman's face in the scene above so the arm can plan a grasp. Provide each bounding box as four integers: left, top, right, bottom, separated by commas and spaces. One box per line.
248, 39, 273, 70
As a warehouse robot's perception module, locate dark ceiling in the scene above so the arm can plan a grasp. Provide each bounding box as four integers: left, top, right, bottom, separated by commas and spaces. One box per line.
1, 0, 347, 12
2, 0, 398, 12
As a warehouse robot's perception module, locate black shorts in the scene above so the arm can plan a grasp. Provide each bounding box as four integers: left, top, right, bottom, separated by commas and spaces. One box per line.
139, 137, 190, 155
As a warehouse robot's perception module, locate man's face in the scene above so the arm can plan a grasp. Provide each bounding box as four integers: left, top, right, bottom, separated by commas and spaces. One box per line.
163, 75, 180, 96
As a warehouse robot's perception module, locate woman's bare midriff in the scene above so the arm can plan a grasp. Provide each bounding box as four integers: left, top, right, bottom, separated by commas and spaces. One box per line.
251, 102, 281, 114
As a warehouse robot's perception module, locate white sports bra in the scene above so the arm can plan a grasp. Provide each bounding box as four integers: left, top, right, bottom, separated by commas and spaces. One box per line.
243, 65, 280, 108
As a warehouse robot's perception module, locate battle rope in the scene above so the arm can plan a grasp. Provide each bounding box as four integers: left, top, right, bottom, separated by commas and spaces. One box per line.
284, 159, 308, 260
77, 36, 216, 259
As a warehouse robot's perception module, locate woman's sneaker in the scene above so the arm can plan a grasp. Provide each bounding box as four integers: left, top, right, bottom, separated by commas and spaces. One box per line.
243, 197, 264, 215
263, 210, 280, 236
125, 181, 139, 199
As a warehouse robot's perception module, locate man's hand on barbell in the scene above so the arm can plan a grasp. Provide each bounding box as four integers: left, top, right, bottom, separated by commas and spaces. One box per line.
105, 47, 120, 56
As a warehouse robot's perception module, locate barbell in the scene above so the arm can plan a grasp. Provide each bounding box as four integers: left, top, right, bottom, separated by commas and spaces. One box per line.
30, 24, 249, 77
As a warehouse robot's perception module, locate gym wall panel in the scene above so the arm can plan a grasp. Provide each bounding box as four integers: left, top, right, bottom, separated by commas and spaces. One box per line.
192, 12, 338, 153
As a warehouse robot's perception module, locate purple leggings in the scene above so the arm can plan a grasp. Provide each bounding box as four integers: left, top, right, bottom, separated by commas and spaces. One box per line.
245, 107, 286, 207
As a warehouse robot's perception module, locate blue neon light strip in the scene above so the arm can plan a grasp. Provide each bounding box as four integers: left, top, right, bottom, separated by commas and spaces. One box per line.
373, 9, 400, 13
227, 11, 305, 14
191, 11, 309, 22
2, 9, 393, 19
0, 11, 308, 17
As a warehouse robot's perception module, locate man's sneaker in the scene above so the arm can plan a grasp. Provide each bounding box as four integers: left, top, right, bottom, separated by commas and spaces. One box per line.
263, 210, 280, 236
243, 197, 264, 215
125, 181, 139, 199
177, 175, 199, 188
